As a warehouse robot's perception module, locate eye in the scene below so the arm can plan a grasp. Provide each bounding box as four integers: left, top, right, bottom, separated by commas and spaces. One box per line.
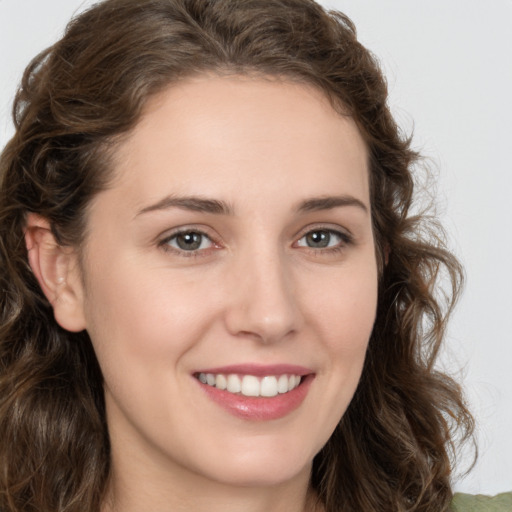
163, 230, 214, 252
296, 229, 348, 249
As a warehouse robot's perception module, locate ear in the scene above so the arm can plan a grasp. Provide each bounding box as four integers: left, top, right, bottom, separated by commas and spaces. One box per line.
25, 213, 86, 332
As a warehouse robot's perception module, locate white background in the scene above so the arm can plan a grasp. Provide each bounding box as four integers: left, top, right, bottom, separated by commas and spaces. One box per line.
1, 0, 511, 495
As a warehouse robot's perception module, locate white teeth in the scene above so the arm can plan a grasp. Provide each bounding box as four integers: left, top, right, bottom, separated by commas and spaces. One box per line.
197, 372, 303, 397
227, 374, 241, 393
215, 374, 227, 390
241, 375, 260, 396
260, 376, 278, 397
277, 374, 289, 393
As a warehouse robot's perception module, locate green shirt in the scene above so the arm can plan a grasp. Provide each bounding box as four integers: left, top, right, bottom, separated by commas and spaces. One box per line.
451, 493, 512, 511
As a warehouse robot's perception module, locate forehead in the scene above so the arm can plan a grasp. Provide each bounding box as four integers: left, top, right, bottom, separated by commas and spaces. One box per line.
98, 75, 370, 216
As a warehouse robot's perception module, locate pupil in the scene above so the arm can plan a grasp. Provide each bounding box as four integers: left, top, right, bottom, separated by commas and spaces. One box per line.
307, 231, 330, 248
177, 232, 202, 250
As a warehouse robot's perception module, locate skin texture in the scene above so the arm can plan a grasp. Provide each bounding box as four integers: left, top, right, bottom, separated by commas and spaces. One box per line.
27, 76, 378, 512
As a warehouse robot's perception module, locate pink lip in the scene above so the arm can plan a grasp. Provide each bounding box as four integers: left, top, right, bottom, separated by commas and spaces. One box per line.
194, 363, 312, 377
193, 365, 315, 421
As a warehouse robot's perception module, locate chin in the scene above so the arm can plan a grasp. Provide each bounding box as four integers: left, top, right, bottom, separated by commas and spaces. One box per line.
193, 440, 315, 488
213, 464, 310, 488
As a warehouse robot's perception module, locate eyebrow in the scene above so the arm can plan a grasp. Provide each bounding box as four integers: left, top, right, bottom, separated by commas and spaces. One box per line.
135, 193, 368, 218
136, 195, 233, 217
297, 195, 368, 214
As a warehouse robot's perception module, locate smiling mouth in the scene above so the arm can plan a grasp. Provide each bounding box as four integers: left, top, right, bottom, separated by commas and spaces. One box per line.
195, 373, 303, 398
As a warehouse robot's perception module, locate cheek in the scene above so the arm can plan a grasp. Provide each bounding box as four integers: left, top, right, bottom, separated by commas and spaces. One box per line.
300, 256, 378, 406
82, 259, 219, 374
304, 261, 378, 345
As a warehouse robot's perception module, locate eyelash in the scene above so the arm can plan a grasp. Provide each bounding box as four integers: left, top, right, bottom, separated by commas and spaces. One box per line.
159, 228, 218, 258
158, 226, 353, 258
295, 228, 353, 254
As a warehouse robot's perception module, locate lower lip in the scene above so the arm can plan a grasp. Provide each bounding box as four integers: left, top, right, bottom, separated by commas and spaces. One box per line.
196, 374, 314, 421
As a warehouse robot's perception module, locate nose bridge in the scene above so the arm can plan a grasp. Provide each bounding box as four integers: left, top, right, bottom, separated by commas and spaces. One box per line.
225, 238, 300, 343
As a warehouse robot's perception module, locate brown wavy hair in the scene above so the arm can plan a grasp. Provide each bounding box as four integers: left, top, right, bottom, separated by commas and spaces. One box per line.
0, 1, 474, 511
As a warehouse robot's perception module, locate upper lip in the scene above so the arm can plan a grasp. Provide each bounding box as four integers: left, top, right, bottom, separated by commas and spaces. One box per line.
193, 364, 313, 377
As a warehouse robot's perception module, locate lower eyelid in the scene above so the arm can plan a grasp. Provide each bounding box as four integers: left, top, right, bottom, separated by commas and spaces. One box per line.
296, 229, 352, 248
159, 229, 215, 252
158, 227, 352, 255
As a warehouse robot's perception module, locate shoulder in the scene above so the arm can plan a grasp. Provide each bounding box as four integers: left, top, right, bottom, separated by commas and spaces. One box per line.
450, 492, 512, 511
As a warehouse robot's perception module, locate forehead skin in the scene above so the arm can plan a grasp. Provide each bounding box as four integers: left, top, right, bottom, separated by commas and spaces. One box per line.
97, 75, 370, 220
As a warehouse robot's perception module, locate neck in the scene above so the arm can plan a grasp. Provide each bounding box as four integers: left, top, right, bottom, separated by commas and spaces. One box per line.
102, 463, 322, 512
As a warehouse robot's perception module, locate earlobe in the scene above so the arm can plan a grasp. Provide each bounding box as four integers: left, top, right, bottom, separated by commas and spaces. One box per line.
25, 213, 87, 332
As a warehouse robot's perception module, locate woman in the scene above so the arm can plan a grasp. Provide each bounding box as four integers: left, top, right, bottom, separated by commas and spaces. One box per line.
0, 0, 499, 510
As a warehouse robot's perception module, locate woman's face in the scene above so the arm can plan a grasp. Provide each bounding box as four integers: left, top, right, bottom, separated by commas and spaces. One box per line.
76, 76, 378, 488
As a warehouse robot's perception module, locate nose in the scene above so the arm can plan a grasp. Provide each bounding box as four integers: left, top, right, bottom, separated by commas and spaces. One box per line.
224, 248, 302, 344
